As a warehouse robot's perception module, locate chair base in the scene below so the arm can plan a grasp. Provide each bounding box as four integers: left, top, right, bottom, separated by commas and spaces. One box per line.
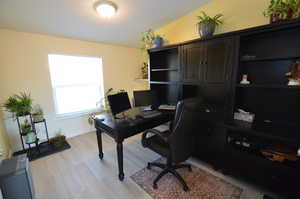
147, 161, 192, 192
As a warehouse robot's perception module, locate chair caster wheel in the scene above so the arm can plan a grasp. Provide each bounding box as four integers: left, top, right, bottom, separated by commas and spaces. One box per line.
119, 173, 124, 181
147, 163, 151, 169
183, 186, 189, 192
153, 183, 158, 189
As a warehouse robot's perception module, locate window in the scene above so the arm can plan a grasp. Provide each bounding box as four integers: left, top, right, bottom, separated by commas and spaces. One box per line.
48, 54, 104, 117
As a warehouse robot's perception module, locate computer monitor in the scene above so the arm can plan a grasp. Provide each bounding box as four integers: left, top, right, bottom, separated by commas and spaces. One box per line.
107, 92, 131, 116
133, 90, 159, 109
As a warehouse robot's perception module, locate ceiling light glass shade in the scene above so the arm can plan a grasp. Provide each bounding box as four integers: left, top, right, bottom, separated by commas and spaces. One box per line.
94, 0, 118, 18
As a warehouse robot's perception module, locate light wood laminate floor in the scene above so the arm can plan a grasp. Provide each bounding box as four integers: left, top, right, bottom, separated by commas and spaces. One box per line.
30, 132, 275, 199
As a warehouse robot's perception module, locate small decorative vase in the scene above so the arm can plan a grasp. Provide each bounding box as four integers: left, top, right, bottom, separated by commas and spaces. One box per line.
198, 20, 216, 38
270, 13, 281, 24
154, 37, 164, 48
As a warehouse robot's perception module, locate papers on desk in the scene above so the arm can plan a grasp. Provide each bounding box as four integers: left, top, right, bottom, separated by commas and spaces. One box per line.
158, 104, 176, 111
141, 105, 152, 111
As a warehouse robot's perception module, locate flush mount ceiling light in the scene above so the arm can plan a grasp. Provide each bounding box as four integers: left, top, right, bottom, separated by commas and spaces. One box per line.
94, 0, 118, 18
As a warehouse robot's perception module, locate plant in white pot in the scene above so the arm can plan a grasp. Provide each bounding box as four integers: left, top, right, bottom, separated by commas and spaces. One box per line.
197, 11, 223, 38
3, 92, 33, 118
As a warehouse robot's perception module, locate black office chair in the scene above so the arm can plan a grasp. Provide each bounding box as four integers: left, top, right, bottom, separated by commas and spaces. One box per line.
107, 92, 131, 117
133, 90, 159, 109
141, 99, 199, 191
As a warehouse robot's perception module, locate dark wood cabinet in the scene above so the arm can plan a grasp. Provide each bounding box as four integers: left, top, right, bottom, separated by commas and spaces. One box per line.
182, 42, 205, 82
149, 19, 300, 198
204, 37, 237, 84
181, 37, 237, 84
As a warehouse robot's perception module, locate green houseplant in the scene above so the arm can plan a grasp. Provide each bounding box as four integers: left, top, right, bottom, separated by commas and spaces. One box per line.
141, 62, 148, 79
21, 119, 32, 135
31, 105, 44, 122
50, 133, 66, 148
141, 29, 164, 50
141, 29, 155, 50
197, 11, 223, 38
3, 92, 33, 118
264, 0, 300, 23
87, 88, 125, 126
284, 0, 300, 18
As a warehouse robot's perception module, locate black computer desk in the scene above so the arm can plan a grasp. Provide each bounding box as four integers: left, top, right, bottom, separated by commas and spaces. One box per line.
94, 108, 174, 181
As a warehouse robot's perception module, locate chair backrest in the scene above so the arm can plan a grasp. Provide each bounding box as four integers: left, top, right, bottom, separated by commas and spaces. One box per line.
169, 99, 200, 164
133, 90, 159, 109
107, 92, 131, 116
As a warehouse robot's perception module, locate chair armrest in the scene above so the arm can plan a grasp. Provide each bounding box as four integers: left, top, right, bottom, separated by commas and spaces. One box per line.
141, 129, 170, 147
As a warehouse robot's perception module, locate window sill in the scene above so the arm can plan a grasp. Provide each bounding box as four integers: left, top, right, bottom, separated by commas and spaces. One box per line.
55, 109, 102, 120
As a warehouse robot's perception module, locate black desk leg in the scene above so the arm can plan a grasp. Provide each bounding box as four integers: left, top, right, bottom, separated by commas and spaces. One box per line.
117, 142, 124, 181
96, 129, 104, 160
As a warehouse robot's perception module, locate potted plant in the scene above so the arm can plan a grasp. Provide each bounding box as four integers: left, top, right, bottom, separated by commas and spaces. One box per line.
284, 0, 300, 19
264, 0, 286, 23
197, 11, 223, 38
141, 29, 164, 50
141, 29, 155, 50
87, 88, 124, 126
50, 133, 66, 148
21, 119, 32, 135
264, 0, 300, 23
3, 92, 33, 118
31, 105, 44, 122
141, 62, 148, 79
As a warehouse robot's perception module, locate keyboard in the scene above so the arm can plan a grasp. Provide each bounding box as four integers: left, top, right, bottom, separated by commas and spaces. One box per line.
139, 111, 162, 118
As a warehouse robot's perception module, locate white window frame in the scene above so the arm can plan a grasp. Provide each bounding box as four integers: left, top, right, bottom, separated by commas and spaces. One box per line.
48, 54, 104, 119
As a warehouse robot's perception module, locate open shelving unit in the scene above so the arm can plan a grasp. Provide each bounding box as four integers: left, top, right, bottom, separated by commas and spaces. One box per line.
236, 84, 300, 89
240, 55, 300, 63
235, 26, 300, 126
227, 24, 300, 174
149, 47, 180, 105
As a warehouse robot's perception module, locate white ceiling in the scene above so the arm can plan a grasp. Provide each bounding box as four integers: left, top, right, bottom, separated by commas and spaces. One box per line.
0, 0, 210, 47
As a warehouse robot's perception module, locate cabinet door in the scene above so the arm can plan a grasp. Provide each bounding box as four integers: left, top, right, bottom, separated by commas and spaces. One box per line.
182, 42, 205, 82
204, 37, 237, 83
194, 125, 227, 168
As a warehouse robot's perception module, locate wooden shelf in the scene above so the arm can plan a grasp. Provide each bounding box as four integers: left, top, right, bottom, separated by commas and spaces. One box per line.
134, 78, 149, 82
151, 68, 179, 72
150, 81, 177, 85
33, 119, 46, 124
236, 84, 300, 89
225, 120, 300, 145
240, 55, 300, 62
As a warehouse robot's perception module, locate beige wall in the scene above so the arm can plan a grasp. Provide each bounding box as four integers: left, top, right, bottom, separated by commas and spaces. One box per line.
156, 0, 270, 44
0, 29, 147, 151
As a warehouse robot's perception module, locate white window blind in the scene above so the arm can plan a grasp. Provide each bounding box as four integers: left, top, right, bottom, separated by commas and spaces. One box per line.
48, 54, 104, 116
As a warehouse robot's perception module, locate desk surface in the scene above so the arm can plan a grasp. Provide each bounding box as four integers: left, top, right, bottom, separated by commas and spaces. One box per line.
94, 108, 174, 142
